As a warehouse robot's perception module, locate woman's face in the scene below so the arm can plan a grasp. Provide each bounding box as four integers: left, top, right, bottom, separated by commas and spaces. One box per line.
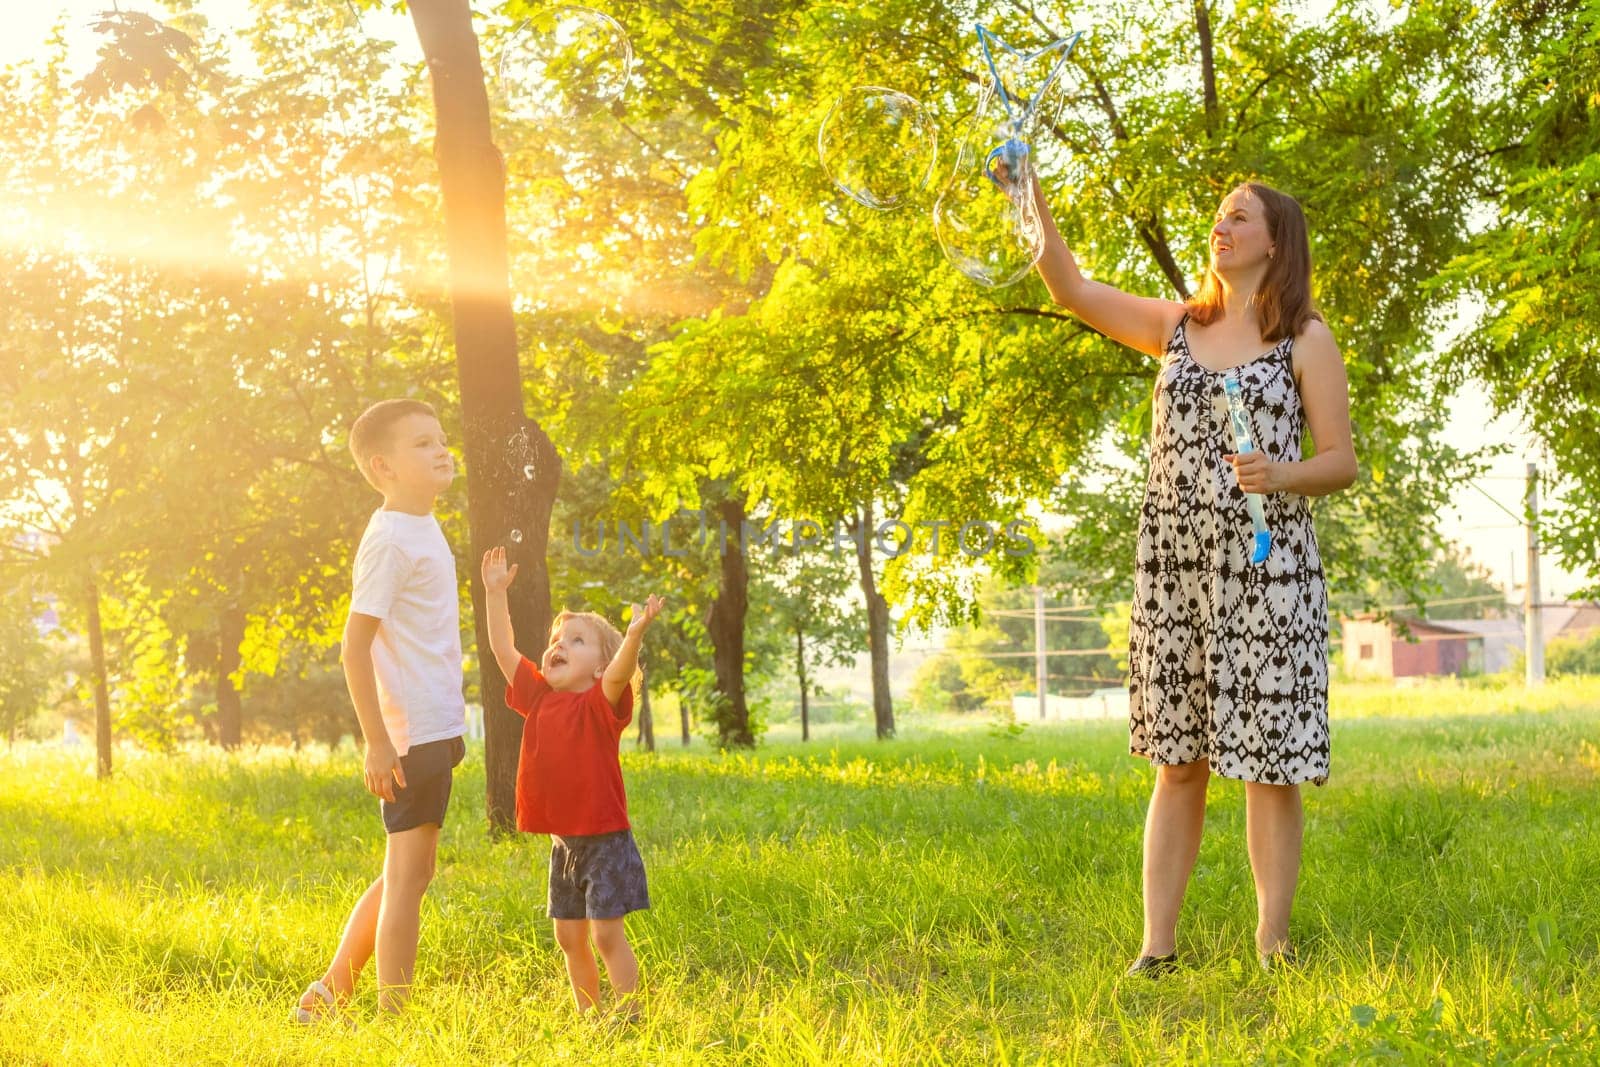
1209, 188, 1274, 274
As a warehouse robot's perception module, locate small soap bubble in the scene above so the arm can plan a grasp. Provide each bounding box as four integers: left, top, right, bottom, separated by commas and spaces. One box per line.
499, 6, 634, 121
509, 529, 524, 544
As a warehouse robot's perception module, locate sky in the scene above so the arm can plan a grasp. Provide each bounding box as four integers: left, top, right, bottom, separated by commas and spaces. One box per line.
4, 1, 1591, 608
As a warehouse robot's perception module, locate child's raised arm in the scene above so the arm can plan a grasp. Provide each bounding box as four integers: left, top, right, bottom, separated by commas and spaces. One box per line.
479, 546, 523, 684
602, 594, 664, 710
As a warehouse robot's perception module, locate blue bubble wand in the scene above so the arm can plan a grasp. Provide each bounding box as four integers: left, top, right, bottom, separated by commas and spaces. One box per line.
1222, 372, 1272, 565
975, 24, 1082, 191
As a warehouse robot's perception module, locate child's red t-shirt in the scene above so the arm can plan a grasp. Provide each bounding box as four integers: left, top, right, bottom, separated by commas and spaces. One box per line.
504, 656, 634, 835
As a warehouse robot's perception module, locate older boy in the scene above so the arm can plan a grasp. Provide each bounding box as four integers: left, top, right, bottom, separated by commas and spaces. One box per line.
295, 399, 466, 1022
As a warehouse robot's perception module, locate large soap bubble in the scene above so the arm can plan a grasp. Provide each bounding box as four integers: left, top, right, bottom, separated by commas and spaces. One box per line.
818, 86, 939, 211
498, 6, 634, 120
933, 26, 1082, 288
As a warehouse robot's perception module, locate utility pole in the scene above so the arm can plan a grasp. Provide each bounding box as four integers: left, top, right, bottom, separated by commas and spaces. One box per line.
1034, 585, 1047, 720
1525, 462, 1544, 687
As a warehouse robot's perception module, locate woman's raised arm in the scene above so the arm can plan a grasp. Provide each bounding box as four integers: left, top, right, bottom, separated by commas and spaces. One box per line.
1026, 173, 1187, 358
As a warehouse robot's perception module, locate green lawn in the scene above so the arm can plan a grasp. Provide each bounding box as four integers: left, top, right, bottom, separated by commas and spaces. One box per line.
2, 679, 1598, 1064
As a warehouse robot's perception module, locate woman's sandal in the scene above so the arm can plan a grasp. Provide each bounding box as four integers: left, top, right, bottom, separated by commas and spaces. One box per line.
293, 979, 339, 1025
1125, 953, 1180, 978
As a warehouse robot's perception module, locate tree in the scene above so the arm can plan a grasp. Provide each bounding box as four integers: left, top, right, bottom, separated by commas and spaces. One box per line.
0, 16, 233, 773
0, 244, 169, 777
1547, 631, 1600, 678
1435, 0, 1600, 595
0, 582, 54, 744
761, 549, 862, 741
911, 553, 1120, 716
407, 0, 561, 830
1333, 541, 1509, 621
2, 6, 457, 764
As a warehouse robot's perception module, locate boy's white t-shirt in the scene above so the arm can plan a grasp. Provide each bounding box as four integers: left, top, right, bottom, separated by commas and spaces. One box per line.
348, 508, 466, 755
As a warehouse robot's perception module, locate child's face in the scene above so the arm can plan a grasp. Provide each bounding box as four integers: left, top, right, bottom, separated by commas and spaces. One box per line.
372, 414, 454, 497
542, 618, 607, 691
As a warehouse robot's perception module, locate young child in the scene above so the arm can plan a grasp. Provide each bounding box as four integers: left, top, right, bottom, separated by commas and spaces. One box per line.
295, 399, 466, 1023
480, 545, 662, 1018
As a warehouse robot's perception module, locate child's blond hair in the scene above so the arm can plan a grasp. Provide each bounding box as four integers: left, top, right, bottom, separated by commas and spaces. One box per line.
549, 610, 644, 698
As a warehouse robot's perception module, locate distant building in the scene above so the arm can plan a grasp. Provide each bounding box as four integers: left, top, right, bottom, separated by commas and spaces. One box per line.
1340, 603, 1600, 679
1342, 618, 1481, 678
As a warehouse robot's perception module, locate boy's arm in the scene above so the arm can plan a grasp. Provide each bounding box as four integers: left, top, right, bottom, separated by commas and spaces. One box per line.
602, 595, 664, 710
342, 612, 406, 803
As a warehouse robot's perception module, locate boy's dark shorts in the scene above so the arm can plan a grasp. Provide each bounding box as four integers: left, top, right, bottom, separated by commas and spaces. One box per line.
548, 829, 650, 920
380, 735, 466, 834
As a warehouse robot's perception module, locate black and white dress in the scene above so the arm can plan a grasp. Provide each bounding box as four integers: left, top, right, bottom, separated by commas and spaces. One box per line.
1127, 315, 1330, 785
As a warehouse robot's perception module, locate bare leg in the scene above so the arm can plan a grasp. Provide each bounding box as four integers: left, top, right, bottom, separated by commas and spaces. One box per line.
375, 823, 440, 1014
299, 875, 384, 1014
1245, 780, 1303, 956
1139, 759, 1210, 957
555, 918, 602, 1013
590, 917, 639, 1015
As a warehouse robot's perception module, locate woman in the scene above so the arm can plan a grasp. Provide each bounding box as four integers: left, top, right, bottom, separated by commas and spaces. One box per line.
1028, 176, 1357, 973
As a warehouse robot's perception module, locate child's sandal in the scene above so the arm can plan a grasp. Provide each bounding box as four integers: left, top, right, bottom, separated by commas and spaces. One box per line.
293, 979, 337, 1025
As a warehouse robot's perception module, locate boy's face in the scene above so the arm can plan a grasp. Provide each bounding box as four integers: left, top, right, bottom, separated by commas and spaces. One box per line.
371, 413, 454, 496
542, 618, 607, 692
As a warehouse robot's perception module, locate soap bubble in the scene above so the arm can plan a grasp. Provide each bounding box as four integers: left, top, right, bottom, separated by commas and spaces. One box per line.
933, 84, 1047, 288
499, 6, 634, 120
818, 86, 939, 211
509, 529, 524, 544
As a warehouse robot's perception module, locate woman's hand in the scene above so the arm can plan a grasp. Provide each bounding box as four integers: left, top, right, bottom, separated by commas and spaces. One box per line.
1224, 452, 1289, 494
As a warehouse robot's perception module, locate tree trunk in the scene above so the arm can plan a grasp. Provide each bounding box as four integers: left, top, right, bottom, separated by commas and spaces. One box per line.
680, 691, 691, 746
854, 503, 895, 739
1194, 0, 1218, 133
217, 602, 245, 750
409, 0, 559, 833
85, 578, 112, 779
707, 497, 753, 746
637, 673, 655, 751
797, 626, 809, 741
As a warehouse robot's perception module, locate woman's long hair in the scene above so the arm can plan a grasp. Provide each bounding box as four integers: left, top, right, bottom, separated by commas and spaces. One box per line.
1186, 182, 1320, 342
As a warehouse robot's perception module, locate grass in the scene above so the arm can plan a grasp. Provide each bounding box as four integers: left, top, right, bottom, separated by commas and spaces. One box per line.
1, 677, 1598, 1064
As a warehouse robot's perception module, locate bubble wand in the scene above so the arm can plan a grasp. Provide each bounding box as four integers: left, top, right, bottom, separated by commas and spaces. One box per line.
1222, 372, 1272, 565
975, 24, 1082, 191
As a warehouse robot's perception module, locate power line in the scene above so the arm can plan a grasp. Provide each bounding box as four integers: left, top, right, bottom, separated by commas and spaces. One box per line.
1467, 479, 1527, 526
985, 611, 1108, 624
1360, 593, 1509, 613
981, 647, 1119, 659
987, 606, 1111, 619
